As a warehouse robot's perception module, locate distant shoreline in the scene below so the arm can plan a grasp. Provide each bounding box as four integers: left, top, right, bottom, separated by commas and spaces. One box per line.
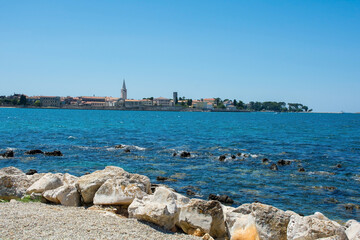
0, 105, 357, 114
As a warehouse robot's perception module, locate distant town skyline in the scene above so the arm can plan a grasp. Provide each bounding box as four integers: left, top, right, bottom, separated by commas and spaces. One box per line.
1, 1, 359, 112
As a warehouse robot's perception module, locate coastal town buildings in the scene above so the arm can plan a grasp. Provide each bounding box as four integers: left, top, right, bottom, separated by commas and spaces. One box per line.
2, 81, 244, 111
40, 96, 61, 107
154, 97, 172, 106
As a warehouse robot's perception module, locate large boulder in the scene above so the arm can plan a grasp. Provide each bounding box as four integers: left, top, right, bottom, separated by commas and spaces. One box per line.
128, 186, 190, 230
26, 173, 64, 194
0, 167, 44, 199
287, 213, 348, 240
345, 220, 360, 240
93, 178, 147, 205
226, 214, 260, 240
177, 199, 227, 238
76, 166, 151, 204
226, 203, 294, 240
43, 184, 80, 206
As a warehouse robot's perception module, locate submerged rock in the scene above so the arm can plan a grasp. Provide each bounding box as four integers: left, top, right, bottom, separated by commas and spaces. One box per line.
298, 167, 306, 172
277, 159, 291, 166
336, 163, 342, 168
208, 194, 234, 204
186, 189, 196, 196
172, 152, 177, 157
26, 169, 38, 175
25, 149, 44, 155
1, 150, 14, 158
231, 155, 236, 159
114, 144, 124, 149
44, 150, 63, 156
156, 176, 177, 182
124, 149, 131, 153
180, 151, 191, 158
270, 164, 278, 171
262, 158, 269, 163
219, 155, 226, 161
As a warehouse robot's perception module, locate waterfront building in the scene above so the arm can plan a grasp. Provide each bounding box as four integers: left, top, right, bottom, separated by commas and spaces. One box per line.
140, 99, 153, 106
105, 97, 120, 107
125, 99, 141, 107
40, 96, 61, 107
121, 79, 127, 100
154, 97, 171, 106
226, 105, 236, 110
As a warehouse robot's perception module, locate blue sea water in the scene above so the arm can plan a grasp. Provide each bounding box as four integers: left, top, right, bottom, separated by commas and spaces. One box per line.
0, 108, 359, 221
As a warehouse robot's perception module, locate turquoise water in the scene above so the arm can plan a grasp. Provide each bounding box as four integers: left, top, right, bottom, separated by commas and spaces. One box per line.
1, 108, 359, 221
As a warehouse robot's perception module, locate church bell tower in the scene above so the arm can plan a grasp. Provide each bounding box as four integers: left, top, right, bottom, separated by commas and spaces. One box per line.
121, 79, 127, 100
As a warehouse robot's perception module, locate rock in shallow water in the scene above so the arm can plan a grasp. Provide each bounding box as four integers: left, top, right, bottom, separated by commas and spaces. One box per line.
25, 149, 44, 155
208, 194, 234, 204
44, 150, 63, 156
270, 163, 278, 171
1, 150, 14, 158
180, 151, 191, 158
26, 169, 38, 175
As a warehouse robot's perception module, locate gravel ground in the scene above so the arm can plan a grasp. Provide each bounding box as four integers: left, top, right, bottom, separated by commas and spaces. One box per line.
0, 201, 200, 240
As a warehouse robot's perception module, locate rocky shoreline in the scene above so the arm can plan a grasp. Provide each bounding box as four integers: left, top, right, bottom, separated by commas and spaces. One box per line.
1, 166, 359, 240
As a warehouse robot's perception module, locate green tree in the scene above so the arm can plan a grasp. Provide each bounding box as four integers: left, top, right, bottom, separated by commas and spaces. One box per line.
187, 99, 192, 106
19, 95, 27, 105
34, 100, 41, 107
11, 99, 19, 105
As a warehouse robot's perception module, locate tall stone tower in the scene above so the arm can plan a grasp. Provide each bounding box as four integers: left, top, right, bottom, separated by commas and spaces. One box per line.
173, 92, 178, 106
121, 79, 127, 100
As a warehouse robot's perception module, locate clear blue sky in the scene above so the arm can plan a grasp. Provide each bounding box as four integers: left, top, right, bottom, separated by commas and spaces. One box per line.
1, 1, 359, 112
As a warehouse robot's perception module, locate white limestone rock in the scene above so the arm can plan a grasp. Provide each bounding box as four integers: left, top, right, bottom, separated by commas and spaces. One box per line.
227, 202, 294, 240
128, 186, 189, 230
345, 220, 360, 240
26, 173, 64, 194
76, 166, 150, 204
93, 178, 147, 205
177, 198, 227, 238
43, 184, 80, 206
76, 166, 127, 203
287, 213, 348, 240
0, 167, 44, 199
226, 213, 260, 240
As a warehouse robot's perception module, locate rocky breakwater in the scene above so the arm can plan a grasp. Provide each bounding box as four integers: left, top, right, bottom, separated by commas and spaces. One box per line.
1, 166, 359, 240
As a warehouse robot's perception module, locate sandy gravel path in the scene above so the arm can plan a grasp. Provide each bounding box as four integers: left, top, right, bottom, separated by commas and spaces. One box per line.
0, 201, 199, 240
